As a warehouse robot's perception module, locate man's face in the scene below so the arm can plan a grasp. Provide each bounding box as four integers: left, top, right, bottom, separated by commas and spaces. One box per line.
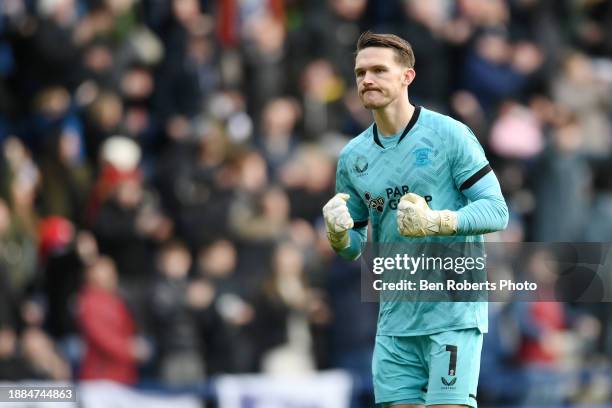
354, 47, 413, 110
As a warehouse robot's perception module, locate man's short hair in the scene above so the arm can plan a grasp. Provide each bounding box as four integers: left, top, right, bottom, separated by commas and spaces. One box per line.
356, 31, 415, 68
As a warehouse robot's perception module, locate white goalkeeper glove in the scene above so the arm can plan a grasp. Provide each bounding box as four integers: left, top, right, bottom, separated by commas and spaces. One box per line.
322, 193, 354, 251
397, 193, 458, 237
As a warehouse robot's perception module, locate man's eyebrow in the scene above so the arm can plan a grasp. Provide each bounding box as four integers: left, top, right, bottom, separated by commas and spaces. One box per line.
354, 64, 387, 73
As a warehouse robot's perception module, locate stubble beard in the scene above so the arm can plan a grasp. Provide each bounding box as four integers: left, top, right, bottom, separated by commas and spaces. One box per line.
360, 92, 388, 110
362, 99, 391, 111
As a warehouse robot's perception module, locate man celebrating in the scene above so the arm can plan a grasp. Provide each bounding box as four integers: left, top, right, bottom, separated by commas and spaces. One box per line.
322, 32, 508, 408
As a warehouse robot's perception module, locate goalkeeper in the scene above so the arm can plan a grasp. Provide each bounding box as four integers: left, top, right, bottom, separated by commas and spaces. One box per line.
323, 32, 508, 408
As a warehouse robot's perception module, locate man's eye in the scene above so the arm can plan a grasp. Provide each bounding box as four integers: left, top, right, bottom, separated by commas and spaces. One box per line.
375, 68, 385, 73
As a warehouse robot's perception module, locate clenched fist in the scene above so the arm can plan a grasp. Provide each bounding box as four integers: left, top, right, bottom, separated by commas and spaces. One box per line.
397, 193, 457, 237
322, 193, 354, 250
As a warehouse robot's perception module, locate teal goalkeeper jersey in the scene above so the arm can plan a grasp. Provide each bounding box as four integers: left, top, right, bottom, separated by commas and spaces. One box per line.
336, 106, 491, 336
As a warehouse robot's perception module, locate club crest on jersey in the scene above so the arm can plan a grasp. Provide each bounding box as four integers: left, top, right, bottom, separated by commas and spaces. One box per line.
413, 148, 432, 166
353, 155, 369, 175
364, 192, 384, 213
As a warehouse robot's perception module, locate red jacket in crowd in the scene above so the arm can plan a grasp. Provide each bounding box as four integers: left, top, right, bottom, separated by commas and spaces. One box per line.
77, 285, 137, 384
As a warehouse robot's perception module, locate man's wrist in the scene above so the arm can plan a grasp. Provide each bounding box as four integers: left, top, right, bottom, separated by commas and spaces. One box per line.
328, 230, 350, 251
438, 210, 458, 235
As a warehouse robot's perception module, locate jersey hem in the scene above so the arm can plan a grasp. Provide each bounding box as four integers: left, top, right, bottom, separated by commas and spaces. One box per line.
426, 396, 477, 408
375, 394, 425, 405
376, 323, 486, 337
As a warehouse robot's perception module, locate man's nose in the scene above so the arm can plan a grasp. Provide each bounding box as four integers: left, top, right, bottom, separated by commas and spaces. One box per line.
362, 71, 375, 85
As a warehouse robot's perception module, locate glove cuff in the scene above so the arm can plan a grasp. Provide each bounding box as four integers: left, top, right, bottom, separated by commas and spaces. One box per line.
327, 230, 350, 251
438, 210, 458, 235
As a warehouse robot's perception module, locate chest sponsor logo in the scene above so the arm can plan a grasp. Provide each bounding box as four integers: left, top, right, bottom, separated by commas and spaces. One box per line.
364, 185, 433, 212
385, 185, 432, 210
364, 192, 384, 213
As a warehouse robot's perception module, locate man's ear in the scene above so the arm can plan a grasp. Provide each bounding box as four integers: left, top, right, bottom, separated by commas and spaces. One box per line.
403, 68, 416, 86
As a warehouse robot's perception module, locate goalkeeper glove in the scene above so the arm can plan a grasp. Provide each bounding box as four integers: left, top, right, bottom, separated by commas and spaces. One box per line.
322, 193, 354, 250
397, 193, 458, 237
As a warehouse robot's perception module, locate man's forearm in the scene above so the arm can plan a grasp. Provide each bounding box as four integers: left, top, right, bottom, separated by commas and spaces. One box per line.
457, 172, 509, 235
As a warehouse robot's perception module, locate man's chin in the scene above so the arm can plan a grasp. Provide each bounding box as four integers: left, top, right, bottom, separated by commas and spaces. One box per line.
360, 94, 388, 110
362, 101, 386, 110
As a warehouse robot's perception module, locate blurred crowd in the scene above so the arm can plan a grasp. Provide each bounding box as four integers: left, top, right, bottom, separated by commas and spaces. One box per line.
0, 0, 611, 406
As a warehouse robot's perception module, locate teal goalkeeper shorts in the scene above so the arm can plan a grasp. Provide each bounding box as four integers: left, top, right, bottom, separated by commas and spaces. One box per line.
373, 328, 483, 407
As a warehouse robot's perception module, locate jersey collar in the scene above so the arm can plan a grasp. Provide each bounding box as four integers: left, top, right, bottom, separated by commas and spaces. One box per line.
373, 105, 422, 148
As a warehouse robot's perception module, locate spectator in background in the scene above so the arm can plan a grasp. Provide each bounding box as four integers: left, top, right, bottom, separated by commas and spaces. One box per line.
0, 326, 26, 380
530, 114, 590, 241
326, 255, 377, 390
568, 0, 612, 57
586, 160, 612, 242
171, 121, 236, 248
583, 159, 612, 356
196, 238, 254, 374
40, 220, 99, 371
19, 326, 71, 380
82, 91, 124, 164
150, 239, 208, 385
197, 239, 246, 307
0, 196, 37, 298
26, 86, 84, 157
461, 28, 538, 116
299, 59, 347, 139
250, 242, 330, 375
3, 137, 40, 239
38, 216, 79, 339
551, 51, 612, 157
80, 40, 116, 89
512, 249, 602, 405
395, 0, 456, 110
241, 12, 288, 120
160, 25, 218, 119
155, 0, 214, 121
93, 172, 172, 325
311, 0, 369, 84
38, 128, 92, 224
230, 184, 290, 244
256, 97, 301, 179
153, 115, 195, 217
0, 138, 39, 295
478, 302, 525, 406
20, 0, 81, 93
78, 256, 150, 384
279, 145, 335, 224
0, 267, 17, 338
0, 325, 69, 381
489, 100, 543, 161
456, 0, 509, 30
119, 65, 158, 156
229, 176, 291, 295
227, 149, 272, 248
91, 136, 172, 300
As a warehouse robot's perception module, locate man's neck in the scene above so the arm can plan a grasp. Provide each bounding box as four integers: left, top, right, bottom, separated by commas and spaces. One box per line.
373, 99, 415, 136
